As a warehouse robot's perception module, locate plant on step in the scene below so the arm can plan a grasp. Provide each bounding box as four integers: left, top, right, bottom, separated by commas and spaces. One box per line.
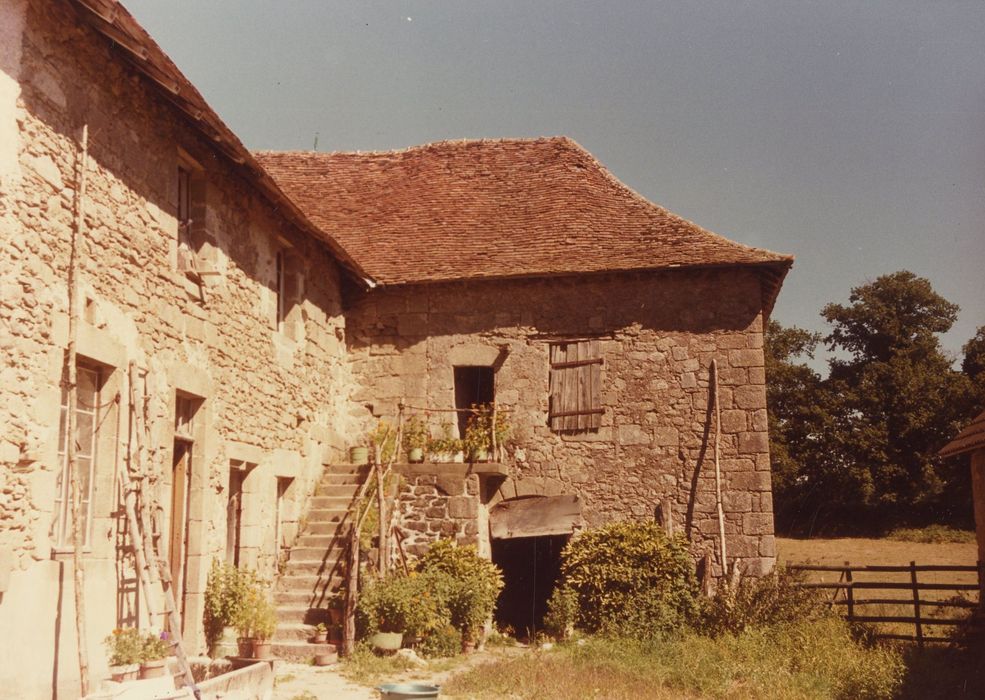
141, 630, 172, 662
402, 416, 429, 461
426, 423, 462, 461
233, 572, 277, 641
104, 627, 144, 666
462, 404, 510, 461
204, 560, 260, 647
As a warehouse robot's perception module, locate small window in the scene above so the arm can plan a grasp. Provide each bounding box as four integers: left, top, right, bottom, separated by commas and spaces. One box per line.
226, 463, 247, 566
52, 364, 102, 548
274, 476, 293, 563
175, 157, 214, 279
549, 340, 603, 432
454, 366, 494, 438
274, 247, 304, 338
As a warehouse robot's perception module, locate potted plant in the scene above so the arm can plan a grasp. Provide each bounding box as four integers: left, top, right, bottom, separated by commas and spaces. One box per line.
327, 589, 345, 626
356, 575, 414, 652
138, 631, 171, 679
103, 627, 143, 682
402, 416, 428, 463
463, 404, 510, 462
204, 560, 252, 658
310, 623, 328, 644
237, 591, 277, 659
427, 423, 462, 463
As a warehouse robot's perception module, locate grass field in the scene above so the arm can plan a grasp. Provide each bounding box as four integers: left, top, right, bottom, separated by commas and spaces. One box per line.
777, 537, 980, 641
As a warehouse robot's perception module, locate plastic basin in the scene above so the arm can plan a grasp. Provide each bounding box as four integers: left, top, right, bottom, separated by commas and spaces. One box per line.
377, 682, 440, 699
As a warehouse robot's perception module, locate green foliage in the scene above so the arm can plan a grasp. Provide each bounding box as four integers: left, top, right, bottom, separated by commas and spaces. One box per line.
204, 560, 258, 646
542, 586, 578, 640
103, 627, 144, 666
357, 572, 445, 635
769, 272, 981, 533
417, 622, 462, 658
887, 524, 976, 544
444, 619, 904, 700
558, 521, 698, 637
697, 567, 827, 637
462, 404, 510, 459
232, 572, 276, 640
401, 415, 429, 452
427, 422, 462, 456
417, 539, 504, 640
141, 630, 172, 661
368, 420, 397, 463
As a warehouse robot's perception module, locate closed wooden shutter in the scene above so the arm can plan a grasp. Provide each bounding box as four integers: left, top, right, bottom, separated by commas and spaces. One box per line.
549, 339, 603, 432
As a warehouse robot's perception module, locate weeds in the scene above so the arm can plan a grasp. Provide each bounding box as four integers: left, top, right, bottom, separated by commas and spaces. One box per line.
887, 525, 976, 544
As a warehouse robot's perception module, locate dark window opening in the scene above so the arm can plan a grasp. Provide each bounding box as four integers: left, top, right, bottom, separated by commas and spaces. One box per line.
226, 465, 245, 566
453, 366, 494, 438
492, 534, 568, 639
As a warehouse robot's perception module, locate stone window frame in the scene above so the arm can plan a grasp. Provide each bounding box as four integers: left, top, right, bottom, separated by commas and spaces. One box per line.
548, 338, 604, 433
173, 149, 219, 294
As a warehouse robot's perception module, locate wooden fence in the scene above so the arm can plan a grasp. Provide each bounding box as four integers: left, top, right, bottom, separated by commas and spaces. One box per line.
787, 561, 983, 646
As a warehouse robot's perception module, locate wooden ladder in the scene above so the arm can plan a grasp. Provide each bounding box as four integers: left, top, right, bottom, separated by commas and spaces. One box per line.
125, 363, 199, 696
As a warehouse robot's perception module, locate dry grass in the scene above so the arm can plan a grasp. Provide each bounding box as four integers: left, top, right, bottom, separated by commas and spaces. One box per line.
777, 537, 979, 639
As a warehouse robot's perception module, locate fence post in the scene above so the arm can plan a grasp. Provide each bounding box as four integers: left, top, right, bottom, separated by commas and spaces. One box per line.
978, 560, 985, 611
910, 560, 923, 649
844, 561, 855, 623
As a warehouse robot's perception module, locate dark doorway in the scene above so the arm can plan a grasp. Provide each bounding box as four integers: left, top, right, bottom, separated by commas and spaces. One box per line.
492, 534, 568, 639
453, 366, 494, 437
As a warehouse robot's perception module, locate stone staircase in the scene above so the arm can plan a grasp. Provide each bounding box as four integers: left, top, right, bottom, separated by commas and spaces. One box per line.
271, 464, 368, 661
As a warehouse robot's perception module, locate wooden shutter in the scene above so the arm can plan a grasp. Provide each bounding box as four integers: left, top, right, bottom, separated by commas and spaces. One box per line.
549, 339, 603, 432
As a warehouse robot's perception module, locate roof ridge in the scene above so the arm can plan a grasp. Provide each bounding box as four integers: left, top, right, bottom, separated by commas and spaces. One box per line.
254, 135, 576, 159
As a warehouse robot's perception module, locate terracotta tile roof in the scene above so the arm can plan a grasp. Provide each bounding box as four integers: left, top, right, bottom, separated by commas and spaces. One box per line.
940, 410, 985, 458
66, 0, 371, 284
255, 137, 793, 289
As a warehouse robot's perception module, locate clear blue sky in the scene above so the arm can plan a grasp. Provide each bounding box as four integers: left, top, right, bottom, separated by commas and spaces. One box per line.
125, 0, 984, 370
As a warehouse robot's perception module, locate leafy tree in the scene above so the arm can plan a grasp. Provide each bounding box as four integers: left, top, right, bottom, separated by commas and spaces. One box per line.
962, 326, 985, 415
785, 271, 973, 529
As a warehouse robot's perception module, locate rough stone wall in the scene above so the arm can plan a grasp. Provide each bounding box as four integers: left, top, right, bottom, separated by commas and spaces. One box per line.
394, 465, 482, 556
0, 3, 354, 694
347, 268, 775, 576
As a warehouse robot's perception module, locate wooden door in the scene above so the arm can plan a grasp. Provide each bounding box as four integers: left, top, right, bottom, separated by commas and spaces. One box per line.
169, 440, 192, 625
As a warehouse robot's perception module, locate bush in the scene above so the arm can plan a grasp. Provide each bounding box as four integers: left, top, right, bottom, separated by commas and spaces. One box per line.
543, 586, 578, 640
417, 622, 462, 658
697, 566, 828, 637
232, 572, 276, 640
357, 573, 426, 634
559, 521, 699, 637
888, 525, 976, 544
204, 561, 259, 646
417, 540, 504, 641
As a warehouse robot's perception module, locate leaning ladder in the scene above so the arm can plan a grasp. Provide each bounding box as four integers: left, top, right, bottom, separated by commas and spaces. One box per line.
125, 362, 199, 695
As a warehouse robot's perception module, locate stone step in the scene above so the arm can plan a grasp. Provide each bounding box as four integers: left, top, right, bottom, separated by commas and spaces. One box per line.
274, 587, 344, 606
305, 507, 350, 522
319, 472, 367, 486
283, 556, 346, 576
274, 605, 341, 625
274, 621, 335, 641
305, 520, 350, 536
308, 496, 354, 511
314, 483, 361, 498
295, 531, 350, 547
277, 573, 345, 593
271, 640, 337, 662
288, 545, 347, 561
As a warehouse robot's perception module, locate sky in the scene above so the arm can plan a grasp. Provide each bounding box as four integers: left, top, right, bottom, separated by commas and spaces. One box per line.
124, 0, 984, 371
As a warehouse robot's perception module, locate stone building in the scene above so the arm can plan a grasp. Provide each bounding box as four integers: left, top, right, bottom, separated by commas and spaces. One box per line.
1, 1, 791, 696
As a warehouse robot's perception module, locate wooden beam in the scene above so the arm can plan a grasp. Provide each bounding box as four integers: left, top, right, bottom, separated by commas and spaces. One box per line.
490, 495, 582, 540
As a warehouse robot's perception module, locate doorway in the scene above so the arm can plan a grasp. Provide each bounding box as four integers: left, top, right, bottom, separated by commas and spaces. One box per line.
453, 366, 494, 437
169, 439, 192, 626
491, 534, 568, 639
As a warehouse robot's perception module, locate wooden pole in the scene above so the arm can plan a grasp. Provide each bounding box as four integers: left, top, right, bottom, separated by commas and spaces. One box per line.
844, 562, 855, 623
910, 561, 923, 649
711, 360, 727, 574
126, 363, 160, 624
67, 123, 90, 696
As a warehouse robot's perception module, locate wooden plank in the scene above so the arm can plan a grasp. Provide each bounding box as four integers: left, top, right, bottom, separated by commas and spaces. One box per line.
798, 581, 980, 591
834, 598, 980, 608
788, 564, 979, 573
577, 341, 588, 430
589, 339, 601, 429
549, 357, 604, 370
549, 344, 559, 431
849, 616, 970, 626
548, 408, 605, 419
490, 495, 583, 540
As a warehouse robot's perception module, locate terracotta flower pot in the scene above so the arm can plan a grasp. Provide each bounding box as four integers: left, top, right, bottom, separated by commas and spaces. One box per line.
139, 657, 167, 679
109, 664, 139, 682
251, 639, 273, 660
328, 607, 343, 626
311, 631, 328, 644
237, 637, 253, 657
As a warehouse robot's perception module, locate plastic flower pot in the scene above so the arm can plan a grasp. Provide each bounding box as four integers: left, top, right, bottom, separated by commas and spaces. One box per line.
349, 446, 368, 464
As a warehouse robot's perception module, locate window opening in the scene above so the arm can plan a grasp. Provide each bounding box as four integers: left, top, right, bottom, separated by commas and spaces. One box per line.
226, 464, 246, 566
53, 364, 101, 548
453, 366, 494, 438
275, 477, 293, 564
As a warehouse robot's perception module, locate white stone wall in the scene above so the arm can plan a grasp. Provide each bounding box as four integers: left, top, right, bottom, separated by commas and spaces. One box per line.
0, 3, 356, 695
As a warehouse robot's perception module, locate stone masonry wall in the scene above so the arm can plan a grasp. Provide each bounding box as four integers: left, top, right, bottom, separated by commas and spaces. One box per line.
346, 268, 775, 576
0, 3, 355, 695
393, 465, 482, 556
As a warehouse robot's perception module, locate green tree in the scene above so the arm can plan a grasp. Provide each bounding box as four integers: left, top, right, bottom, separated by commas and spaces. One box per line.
962, 326, 985, 414
818, 271, 970, 526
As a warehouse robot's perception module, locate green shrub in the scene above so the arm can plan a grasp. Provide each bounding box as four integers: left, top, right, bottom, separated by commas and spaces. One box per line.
357, 573, 426, 634
204, 561, 259, 646
888, 525, 976, 544
543, 586, 578, 640
417, 540, 504, 641
141, 630, 172, 661
417, 622, 461, 658
232, 572, 276, 640
559, 521, 699, 637
103, 627, 144, 666
697, 566, 828, 637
